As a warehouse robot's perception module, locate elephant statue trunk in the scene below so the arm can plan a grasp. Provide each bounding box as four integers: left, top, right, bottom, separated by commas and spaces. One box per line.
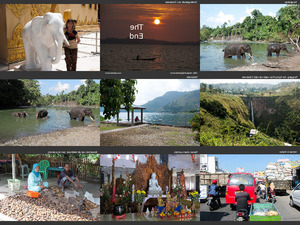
51, 31, 69, 64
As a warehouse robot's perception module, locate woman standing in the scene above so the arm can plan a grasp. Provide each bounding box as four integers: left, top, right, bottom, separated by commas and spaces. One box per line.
64, 19, 80, 71
28, 163, 48, 192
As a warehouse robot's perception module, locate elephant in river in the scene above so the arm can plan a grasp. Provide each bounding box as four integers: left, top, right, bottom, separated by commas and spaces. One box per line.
12, 111, 28, 118
68, 107, 95, 122
267, 44, 289, 57
223, 43, 252, 59
36, 109, 48, 119
22, 12, 69, 71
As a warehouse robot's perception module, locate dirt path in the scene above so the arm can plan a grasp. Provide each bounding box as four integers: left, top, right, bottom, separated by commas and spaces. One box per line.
228, 53, 300, 71
1, 126, 100, 146
100, 125, 199, 146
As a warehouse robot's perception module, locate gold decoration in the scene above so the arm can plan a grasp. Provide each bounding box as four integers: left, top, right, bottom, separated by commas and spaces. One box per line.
7, 24, 25, 63
84, 16, 87, 25
30, 4, 59, 19
7, 4, 29, 17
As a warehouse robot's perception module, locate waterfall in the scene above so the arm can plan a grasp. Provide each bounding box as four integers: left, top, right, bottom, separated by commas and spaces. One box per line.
250, 101, 255, 126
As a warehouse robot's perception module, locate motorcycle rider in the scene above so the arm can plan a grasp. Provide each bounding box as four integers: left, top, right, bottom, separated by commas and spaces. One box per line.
235, 184, 252, 212
267, 181, 276, 201
208, 179, 221, 208
257, 181, 266, 199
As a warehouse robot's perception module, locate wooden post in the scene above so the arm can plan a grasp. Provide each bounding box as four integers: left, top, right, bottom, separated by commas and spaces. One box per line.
117, 113, 119, 126
131, 108, 134, 126
12, 154, 16, 180
141, 109, 143, 123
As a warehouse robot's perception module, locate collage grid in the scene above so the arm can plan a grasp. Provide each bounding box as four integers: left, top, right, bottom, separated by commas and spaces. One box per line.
0, 0, 298, 223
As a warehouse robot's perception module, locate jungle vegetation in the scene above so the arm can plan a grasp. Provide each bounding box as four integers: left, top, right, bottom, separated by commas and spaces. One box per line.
200, 5, 300, 50
0, 79, 100, 108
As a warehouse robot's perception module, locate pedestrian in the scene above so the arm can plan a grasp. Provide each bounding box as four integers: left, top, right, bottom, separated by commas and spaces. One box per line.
64, 19, 80, 71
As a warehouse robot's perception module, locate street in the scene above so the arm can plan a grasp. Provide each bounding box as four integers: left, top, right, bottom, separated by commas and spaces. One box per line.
200, 194, 300, 221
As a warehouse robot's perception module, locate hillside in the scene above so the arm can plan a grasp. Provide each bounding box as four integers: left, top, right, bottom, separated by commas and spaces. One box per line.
162, 90, 200, 112
143, 90, 200, 112
200, 92, 285, 146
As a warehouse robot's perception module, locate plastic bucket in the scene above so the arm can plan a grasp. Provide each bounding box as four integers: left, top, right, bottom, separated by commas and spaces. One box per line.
7, 179, 21, 191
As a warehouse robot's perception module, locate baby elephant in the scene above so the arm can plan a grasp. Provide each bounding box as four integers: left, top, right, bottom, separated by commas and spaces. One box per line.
68, 107, 95, 122
267, 44, 289, 57
12, 111, 28, 118
36, 109, 48, 119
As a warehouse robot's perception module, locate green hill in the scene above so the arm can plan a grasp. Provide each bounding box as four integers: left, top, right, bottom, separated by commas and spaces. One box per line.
142, 90, 200, 112
162, 90, 200, 112
200, 92, 285, 146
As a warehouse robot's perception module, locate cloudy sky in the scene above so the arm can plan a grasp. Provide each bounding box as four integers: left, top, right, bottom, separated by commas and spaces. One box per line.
101, 4, 199, 42
200, 79, 299, 85
200, 4, 286, 28
134, 79, 200, 105
37, 80, 100, 96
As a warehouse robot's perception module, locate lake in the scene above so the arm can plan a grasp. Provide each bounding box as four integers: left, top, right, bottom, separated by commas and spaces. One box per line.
0, 106, 100, 143
200, 41, 293, 71
100, 111, 196, 126
101, 44, 199, 71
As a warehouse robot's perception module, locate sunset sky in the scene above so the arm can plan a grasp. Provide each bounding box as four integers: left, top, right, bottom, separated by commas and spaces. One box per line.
100, 4, 199, 42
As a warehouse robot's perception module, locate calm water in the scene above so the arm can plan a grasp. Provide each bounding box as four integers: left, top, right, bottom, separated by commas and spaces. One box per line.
200, 41, 293, 71
100, 111, 195, 126
0, 106, 100, 143
101, 44, 199, 71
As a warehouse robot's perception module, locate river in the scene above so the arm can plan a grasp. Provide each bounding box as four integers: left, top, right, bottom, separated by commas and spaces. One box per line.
200, 41, 293, 71
0, 106, 100, 143
100, 111, 196, 126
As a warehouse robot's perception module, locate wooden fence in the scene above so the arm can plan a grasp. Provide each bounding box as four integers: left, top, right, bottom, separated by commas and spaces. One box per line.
23, 155, 100, 183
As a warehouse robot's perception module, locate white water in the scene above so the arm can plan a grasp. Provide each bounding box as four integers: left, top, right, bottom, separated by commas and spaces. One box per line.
250, 101, 255, 126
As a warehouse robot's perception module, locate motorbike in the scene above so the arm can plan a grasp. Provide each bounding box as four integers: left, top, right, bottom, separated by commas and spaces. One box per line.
269, 192, 276, 204
236, 209, 249, 221
260, 190, 266, 200
207, 194, 220, 211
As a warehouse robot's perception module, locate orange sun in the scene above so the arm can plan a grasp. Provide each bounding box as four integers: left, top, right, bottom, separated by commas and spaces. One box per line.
154, 19, 160, 25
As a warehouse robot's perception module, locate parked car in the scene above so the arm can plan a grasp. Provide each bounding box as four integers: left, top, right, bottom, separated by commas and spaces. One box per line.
290, 183, 300, 207
226, 172, 257, 209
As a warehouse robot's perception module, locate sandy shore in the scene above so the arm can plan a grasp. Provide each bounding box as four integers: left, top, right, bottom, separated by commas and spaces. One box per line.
228, 53, 300, 71
100, 125, 199, 146
1, 126, 100, 146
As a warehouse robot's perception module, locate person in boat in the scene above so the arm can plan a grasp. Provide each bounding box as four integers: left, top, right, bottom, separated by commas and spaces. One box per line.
136, 55, 140, 60
135, 116, 140, 122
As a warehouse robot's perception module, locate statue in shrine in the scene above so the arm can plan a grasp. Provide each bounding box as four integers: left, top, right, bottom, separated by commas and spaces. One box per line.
22, 12, 69, 71
157, 195, 165, 207
148, 173, 163, 195
179, 170, 187, 198
166, 192, 173, 212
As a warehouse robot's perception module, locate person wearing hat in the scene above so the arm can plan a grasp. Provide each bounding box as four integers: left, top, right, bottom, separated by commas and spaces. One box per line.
208, 179, 221, 207
64, 19, 80, 71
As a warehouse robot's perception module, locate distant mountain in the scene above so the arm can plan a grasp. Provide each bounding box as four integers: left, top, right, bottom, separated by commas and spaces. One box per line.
101, 38, 199, 46
142, 90, 200, 112
143, 91, 186, 112
162, 90, 200, 112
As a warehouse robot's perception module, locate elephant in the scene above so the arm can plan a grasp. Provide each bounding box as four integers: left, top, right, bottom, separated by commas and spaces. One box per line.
12, 111, 28, 118
223, 43, 252, 59
67, 107, 95, 122
36, 109, 48, 119
22, 12, 70, 71
267, 44, 289, 57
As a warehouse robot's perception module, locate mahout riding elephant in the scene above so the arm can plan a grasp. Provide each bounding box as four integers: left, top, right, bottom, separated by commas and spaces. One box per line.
12, 111, 28, 118
223, 43, 252, 59
267, 44, 289, 57
22, 12, 69, 71
36, 109, 48, 119
68, 107, 95, 122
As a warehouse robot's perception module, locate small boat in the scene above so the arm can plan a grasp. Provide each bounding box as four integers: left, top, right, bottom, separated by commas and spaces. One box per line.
132, 58, 155, 60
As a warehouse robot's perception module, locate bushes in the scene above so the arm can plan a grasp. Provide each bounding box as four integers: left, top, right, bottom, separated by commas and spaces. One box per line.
200, 99, 227, 118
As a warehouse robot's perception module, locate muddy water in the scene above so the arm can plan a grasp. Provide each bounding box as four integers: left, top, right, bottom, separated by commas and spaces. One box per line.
200, 41, 293, 71
0, 106, 100, 143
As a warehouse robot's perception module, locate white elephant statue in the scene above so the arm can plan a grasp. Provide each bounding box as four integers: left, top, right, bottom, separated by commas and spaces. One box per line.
22, 12, 69, 71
